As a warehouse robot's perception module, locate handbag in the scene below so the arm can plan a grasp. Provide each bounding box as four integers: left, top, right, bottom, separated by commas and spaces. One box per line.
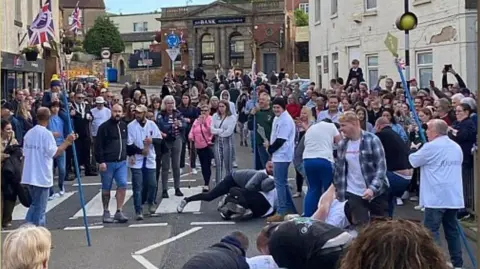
211, 117, 226, 144
199, 122, 214, 159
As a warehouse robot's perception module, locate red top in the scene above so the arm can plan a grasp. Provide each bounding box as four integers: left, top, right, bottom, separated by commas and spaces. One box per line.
286, 103, 302, 119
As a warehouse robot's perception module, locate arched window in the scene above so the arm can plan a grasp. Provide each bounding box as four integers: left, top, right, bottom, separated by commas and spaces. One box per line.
229, 32, 244, 67
201, 34, 215, 65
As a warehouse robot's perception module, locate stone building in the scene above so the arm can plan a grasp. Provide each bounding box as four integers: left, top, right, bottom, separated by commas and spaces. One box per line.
156, 0, 292, 78
309, 0, 477, 90
60, 0, 106, 38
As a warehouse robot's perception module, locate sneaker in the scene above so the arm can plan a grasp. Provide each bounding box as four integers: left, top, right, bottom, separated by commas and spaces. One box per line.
180, 168, 184, 174
103, 211, 114, 223
175, 188, 184, 197
414, 205, 423, 210
48, 194, 56, 201
284, 214, 301, 221
192, 168, 198, 175
136, 213, 144, 221
231, 209, 253, 221
202, 186, 209, 192
225, 202, 246, 214
401, 191, 409, 200
396, 198, 404, 206
177, 199, 187, 213
233, 161, 238, 168
59, 190, 65, 196
162, 190, 169, 198
409, 196, 419, 201
292, 192, 302, 198
212, 160, 216, 167
266, 214, 285, 223
148, 204, 156, 214
113, 211, 128, 223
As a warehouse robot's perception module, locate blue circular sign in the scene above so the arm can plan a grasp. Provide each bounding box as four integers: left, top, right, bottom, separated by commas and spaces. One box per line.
166, 34, 180, 48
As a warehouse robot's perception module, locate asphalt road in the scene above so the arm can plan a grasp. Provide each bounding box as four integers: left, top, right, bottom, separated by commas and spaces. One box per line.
3, 138, 477, 269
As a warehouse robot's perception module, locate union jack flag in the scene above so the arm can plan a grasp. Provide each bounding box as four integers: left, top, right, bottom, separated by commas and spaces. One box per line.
28, 0, 55, 45
70, 2, 82, 34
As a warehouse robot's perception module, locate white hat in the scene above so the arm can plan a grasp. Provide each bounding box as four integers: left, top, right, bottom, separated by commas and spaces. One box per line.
100, 88, 107, 93
95, 97, 106, 104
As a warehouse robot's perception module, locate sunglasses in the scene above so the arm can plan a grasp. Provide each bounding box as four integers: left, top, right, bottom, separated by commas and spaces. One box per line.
201, 109, 209, 112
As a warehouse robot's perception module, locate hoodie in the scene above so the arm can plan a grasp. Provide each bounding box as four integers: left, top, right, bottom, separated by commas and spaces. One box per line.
220, 90, 237, 116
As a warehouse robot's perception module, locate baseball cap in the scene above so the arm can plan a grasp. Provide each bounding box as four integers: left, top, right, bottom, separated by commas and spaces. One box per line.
135, 105, 148, 113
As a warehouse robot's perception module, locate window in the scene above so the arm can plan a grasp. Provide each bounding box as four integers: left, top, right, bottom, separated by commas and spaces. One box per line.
331, 0, 338, 15
332, 52, 339, 79
323, 55, 329, 73
297, 42, 309, 62
299, 3, 309, 14
417, 51, 433, 88
133, 22, 148, 32
366, 55, 379, 90
315, 0, 321, 22
316, 56, 322, 87
229, 33, 244, 67
201, 34, 215, 65
143, 22, 148, 32
365, 0, 377, 10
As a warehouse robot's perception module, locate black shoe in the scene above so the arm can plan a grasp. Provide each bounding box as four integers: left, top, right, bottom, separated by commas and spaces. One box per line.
175, 188, 184, 197
64, 175, 76, 181
162, 190, 169, 198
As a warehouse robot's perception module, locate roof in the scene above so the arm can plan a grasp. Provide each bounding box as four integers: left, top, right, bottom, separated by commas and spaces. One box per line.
60, 0, 106, 9
108, 11, 161, 17
120, 32, 156, 42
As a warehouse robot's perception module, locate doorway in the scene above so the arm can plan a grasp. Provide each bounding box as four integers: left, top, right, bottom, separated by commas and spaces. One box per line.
263, 53, 277, 74
119, 60, 125, 76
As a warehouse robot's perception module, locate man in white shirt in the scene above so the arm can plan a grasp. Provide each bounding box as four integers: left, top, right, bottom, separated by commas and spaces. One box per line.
317, 95, 342, 123
127, 105, 162, 220
90, 96, 111, 168
409, 119, 464, 269
264, 97, 297, 222
22, 107, 76, 226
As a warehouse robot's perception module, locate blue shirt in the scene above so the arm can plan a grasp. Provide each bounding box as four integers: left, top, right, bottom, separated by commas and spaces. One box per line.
47, 114, 65, 145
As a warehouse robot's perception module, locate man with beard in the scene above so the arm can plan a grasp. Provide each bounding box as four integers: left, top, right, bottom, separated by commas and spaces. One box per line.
95, 104, 129, 223
127, 105, 162, 220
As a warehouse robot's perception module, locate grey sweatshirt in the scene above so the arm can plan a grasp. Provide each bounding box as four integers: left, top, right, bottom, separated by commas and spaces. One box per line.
231, 169, 275, 192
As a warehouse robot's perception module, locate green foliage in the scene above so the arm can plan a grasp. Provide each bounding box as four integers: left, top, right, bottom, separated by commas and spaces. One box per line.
83, 16, 125, 57
294, 9, 309, 26
72, 46, 85, 52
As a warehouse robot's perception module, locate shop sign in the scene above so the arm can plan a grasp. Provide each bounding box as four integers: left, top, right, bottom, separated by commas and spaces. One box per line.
193, 17, 246, 26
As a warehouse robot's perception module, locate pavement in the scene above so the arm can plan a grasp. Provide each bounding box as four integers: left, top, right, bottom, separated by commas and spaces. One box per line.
2, 138, 478, 269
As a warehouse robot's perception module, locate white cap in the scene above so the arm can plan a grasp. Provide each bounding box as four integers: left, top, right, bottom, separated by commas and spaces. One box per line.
95, 96, 106, 104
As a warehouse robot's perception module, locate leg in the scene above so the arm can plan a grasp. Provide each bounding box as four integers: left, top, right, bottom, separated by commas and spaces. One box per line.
303, 158, 324, 217
185, 174, 236, 202
190, 143, 197, 169
386, 171, 411, 217
144, 168, 158, 205
180, 138, 187, 169
56, 152, 66, 193
100, 163, 115, 211
130, 169, 143, 214
197, 148, 212, 186
2, 195, 15, 227
442, 209, 463, 268
161, 143, 172, 192
345, 192, 371, 227
223, 136, 234, 176
91, 137, 97, 171
423, 208, 444, 244
170, 138, 182, 190
273, 162, 297, 215
25, 185, 49, 227
113, 161, 128, 211
214, 140, 222, 184
257, 146, 269, 169
295, 169, 303, 193
154, 155, 162, 202
83, 136, 95, 174
368, 192, 389, 219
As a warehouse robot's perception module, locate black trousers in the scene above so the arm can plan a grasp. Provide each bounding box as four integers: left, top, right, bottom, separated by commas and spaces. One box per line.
295, 169, 304, 193
180, 139, 197, 169
345, 191, 388, 227
225, 187, 271, 218
75, 136, 94, 173
185, 174, 236, 203
196, 147, 213, 186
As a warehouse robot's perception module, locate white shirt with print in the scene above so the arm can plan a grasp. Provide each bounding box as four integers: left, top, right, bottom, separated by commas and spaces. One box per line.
127, 119, 162, 169
303, 121, 339, 162
21, 125, 58, 188
270, 111, 296, 162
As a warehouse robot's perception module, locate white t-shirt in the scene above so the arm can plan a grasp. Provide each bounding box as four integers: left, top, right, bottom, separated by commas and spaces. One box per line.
247, 255, 279, 269
270, 111, 296, 162
345, 139, 366, 196
325, 199, 349, 229
409, 135, 464, 209
21, 125, 58, 188
303, 121, 339, 162
91, 107, 111, 137
127, 120, 162, 169
260, 189, 277, 217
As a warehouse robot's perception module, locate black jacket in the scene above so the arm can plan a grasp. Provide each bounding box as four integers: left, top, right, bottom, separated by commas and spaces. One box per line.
376, 126, 411, 171
95, 118, 127, 163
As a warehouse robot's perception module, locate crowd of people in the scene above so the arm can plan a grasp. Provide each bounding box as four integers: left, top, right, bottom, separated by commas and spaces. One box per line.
1, 60, 477, 269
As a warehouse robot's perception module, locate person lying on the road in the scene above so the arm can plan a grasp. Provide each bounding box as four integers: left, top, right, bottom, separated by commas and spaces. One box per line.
311, 184, 352, 230
217, 186, 277, 221
181, 231, 250, 269
177, 162, 275, 213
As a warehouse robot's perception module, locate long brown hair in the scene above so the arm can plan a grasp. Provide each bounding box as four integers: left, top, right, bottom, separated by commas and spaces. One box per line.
339, 219, 449, 269
217, 100, 232, 117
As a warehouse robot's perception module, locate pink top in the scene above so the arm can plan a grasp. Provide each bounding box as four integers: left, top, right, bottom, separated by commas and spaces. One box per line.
189, 115, 213, 149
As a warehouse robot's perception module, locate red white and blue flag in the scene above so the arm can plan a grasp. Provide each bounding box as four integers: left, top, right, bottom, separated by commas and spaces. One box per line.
28, 0, 55, 45
70, 1, 82, 34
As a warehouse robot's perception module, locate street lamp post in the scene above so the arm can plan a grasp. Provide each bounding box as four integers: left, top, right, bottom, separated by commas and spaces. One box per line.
396, 0, 418, 83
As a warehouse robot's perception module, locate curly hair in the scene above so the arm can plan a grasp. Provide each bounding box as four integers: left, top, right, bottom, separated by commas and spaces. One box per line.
338, 219, 449, 269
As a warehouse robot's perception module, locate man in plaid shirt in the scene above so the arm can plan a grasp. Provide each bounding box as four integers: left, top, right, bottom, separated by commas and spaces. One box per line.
333, 111, 389, 226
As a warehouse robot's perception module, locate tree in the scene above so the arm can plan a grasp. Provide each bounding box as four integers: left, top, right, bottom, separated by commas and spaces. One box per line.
83, 16, 125, 57
294, 9, 309, 27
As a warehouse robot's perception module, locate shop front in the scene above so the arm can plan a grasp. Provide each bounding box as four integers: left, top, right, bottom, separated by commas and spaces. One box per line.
1, 51, 45, 100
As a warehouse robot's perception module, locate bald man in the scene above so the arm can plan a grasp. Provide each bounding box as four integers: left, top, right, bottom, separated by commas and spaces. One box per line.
374, 117, 413, 217
21, 107, 77, 226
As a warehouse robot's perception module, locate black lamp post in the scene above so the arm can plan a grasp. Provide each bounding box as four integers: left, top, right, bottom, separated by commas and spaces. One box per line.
395, 0, 418, 83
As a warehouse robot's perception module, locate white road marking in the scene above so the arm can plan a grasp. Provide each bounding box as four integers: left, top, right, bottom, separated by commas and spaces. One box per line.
190, 221, 236, 225
12, 191, 76, 221
64, 225, 104, 231
155, 187, 202, 214
70, 190, 133, 219
132, 254, 159, 269
134, 227, 203, 255
128, 223, 168, 228
73, 179, 196, 187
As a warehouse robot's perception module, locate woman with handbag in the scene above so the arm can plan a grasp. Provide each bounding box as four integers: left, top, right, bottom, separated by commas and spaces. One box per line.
189, 104, 213, 192
1, 120, 19, 228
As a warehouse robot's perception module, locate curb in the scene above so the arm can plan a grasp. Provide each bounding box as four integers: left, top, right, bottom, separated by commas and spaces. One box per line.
460, 222, 478, 242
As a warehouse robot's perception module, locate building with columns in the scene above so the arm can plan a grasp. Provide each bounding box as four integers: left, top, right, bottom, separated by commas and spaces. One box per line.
155, 0, 292, 77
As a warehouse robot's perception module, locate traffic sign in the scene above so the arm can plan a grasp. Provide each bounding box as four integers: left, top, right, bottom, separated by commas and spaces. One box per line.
65, 54, 73, 64
102, 59, 110, 63
166, 33, 180, 48
166, 48, 180, 61
384, 32, 399, 57
101, 48, 111, 59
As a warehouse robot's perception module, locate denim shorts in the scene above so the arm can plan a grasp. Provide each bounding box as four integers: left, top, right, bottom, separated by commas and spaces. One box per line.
100, 161, 128, 191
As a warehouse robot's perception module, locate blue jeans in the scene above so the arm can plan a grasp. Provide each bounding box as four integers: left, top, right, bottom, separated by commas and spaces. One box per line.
424, 208, 463, 268
50, 152, 66, 196
101, 161, 128, 191
255, 145, 270, 170
273, 162, 297, 215
303, 158, 333, 217
131, 168, 157, 214
26, 185, 50, 226
386, 171, 411, 217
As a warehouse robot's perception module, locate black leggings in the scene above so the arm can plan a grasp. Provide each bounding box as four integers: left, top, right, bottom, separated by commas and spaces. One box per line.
196, 147, 213, 186
295, 169, 304, 193
225, 187, 271, 218
185, 174, 237, 203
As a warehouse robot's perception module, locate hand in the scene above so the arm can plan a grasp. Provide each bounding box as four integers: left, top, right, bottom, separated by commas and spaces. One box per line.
66, 133, 78, 144
161, 132, 167, 138
250, 107, 257, 115
362, 188, 374, 200
52, 132, 61, 138
144, 137, 152, 145
185, 118, 191, 123
141, 148, 149, 156
129, 156, 136, 165
263, 140, 269, 149
86, 114, 92, 121
70, 110, 76, 116
99, 163, 107, 172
